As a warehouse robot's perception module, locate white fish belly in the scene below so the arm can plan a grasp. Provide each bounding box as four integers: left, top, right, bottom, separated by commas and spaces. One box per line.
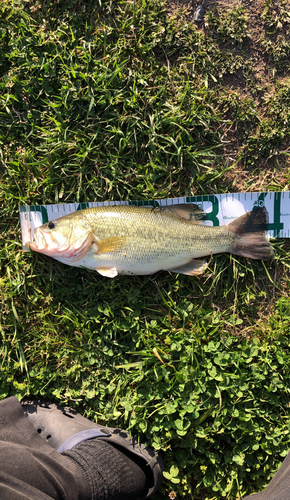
76, 251, 195, 275
54, 240, 231, 275
47, 223, 235, 275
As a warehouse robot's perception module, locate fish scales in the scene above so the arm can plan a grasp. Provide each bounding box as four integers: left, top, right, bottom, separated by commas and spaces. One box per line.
82, 207, 234, 269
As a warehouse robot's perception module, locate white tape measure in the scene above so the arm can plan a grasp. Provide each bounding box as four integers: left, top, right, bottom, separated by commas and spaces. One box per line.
20, 191, 290, 251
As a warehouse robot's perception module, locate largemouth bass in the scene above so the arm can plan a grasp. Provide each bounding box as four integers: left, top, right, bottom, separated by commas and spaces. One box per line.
29, 204, 274, 278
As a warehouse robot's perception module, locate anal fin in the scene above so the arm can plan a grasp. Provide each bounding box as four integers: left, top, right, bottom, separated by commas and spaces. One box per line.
168, 259, 208, 276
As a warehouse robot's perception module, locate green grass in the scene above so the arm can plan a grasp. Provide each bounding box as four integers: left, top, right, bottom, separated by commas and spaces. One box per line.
1, 1, 290, 499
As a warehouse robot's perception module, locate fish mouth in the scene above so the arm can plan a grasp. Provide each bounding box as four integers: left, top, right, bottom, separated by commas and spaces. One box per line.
30, 228, 48, 252
30, 226, 72, 257
30, 225, 93, 261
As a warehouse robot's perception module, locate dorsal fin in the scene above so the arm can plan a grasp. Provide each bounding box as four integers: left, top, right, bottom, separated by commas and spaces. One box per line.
164, 204, 206, 224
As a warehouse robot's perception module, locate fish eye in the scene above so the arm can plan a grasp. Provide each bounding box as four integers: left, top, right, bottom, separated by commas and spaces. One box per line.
48, 222, 56, 229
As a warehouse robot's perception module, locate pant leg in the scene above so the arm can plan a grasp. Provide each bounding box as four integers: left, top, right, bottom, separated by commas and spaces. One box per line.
243, 492, 265, 500
243, 453, 290, 500
0, 397, 91, 500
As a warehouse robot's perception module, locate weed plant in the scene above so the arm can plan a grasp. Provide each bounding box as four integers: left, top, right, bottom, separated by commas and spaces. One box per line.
261, 0, 290, 73
1, 1, 290, 499
206, 5, 250, 45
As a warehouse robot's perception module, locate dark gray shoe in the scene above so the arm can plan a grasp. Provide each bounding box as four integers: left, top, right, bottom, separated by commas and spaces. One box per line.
21, 399, 163, 499
193, 4, 205, 23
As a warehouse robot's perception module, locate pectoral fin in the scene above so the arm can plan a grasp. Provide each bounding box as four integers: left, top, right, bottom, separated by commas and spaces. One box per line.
97, 266, 119, 278
165, 204, 206, 224
168, 259, 208, 276
96, 236, 127, 254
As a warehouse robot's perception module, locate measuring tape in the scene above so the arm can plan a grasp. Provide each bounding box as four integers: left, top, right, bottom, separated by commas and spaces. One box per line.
20, 191, 290, 251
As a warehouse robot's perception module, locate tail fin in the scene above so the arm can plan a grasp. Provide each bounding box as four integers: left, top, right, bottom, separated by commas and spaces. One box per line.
228, 207, 274, 260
